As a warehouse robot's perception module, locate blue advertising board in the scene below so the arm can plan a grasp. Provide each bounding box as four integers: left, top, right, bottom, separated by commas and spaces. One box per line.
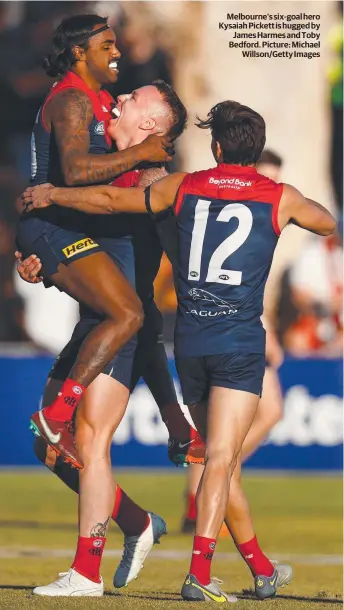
0, 355, 342, 470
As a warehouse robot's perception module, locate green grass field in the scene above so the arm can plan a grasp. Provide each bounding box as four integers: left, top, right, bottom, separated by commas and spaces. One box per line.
0, 470, 342, 610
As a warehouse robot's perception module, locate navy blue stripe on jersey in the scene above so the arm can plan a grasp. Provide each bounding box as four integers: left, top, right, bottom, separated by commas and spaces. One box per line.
174, 165, 282, 357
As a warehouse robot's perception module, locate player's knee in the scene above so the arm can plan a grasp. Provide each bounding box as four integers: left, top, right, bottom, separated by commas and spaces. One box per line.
74, 416, 112, 460
110, 298, 144, 334
205, 447, 237, 474
124, 301, 144, 334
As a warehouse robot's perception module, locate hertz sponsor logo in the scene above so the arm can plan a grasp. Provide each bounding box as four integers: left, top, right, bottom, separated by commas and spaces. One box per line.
62, 238, 99, 259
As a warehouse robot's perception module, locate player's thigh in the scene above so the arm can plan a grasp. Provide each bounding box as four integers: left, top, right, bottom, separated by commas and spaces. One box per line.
17, 218, 103, 279
78, 235, 136, 320
206, 352, 265, 456
206, 387, 259, 460
51, 252, 142, 320
18, 219, 142, 319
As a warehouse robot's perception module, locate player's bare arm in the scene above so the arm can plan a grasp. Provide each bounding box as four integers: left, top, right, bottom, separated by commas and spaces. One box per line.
22, 172, 187, 215
278, 184, 336, 235
47, 89, 174, 186
91, 171, 187, 215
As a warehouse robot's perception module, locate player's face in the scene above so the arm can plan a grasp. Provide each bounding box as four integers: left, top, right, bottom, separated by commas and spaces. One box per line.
108, 85, 168, 143
83, 26, 121, 85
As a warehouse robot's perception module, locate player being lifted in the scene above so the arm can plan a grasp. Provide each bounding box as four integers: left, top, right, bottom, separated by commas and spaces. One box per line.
16, 13, 174, 468
23, 100, 336, 602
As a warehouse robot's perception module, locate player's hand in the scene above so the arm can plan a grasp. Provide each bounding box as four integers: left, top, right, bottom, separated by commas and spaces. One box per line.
21, 183, 55, 212
15, 250, 43, 283
140, 134, 175, 163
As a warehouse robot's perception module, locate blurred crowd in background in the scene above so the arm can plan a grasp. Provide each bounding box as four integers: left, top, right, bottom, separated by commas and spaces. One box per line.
0, 1, 342, 358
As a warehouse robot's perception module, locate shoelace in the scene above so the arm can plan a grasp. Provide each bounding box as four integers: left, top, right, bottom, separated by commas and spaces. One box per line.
50, 570, 72, 588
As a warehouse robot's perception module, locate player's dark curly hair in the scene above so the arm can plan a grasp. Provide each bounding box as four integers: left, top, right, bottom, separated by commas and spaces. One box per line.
152, 80, 188, 141
43, 14, 108, 77
196, 101, 266, 165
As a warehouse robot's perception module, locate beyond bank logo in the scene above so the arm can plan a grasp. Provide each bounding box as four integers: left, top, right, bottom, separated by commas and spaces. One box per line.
209, 176, 253, 188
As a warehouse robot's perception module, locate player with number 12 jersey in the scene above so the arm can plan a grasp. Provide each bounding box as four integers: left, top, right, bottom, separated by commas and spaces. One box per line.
174, 163, 282, 361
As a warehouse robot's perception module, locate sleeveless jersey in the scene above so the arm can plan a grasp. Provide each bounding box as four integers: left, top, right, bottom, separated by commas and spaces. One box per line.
174, 163, 283, 357
29, 71, 113, 232
31, 70, 113, 186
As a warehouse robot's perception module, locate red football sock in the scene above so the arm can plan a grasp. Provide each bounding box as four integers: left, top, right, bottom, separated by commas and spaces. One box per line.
44, 378, 86, 421
190, 535, 216, 585
72, 535, 106, 583
238, 536, 274, 577
112, 485, 150, 537
186, 493, 197, 521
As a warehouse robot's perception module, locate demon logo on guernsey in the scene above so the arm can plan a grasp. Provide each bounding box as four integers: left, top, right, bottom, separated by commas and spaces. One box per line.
94, 121, 105, 135
186, 288, 238, 317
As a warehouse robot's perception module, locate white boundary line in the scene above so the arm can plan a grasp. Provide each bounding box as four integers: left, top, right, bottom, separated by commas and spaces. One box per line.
0, 548, 341, 565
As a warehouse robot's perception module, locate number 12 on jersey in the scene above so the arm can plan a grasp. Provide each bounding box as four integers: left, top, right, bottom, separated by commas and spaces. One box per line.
188, 199, 253, 286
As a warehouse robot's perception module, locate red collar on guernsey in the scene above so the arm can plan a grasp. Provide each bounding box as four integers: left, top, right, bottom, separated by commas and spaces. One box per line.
61, 71, 113, 115
43, 71, 113, 146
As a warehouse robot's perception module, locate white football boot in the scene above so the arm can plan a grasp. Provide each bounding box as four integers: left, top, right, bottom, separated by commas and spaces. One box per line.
33, 568, 104, 597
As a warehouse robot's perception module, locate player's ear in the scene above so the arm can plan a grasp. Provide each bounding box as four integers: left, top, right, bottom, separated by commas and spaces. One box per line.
211, 138, 222, 162
73, 45, 86, 62
140, 118, 157, 131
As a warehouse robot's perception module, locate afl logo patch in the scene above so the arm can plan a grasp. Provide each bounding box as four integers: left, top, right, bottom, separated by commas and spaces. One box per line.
72, 386, 83, 395
93, 540, 103, 548
94, 121, 105, 135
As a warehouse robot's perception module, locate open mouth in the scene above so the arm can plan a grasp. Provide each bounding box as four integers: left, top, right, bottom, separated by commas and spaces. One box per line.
109, 102, 122, 129
112, 106, 121, 119
109, 60, 118, 72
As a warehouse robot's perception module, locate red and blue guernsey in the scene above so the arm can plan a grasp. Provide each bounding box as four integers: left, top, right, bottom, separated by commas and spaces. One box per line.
173, 163, 283, 357
30, 70, 113, 188
28, 71, 113, 234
